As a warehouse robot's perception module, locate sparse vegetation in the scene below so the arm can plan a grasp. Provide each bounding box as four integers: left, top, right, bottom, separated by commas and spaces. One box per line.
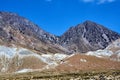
0, 70, 120, 80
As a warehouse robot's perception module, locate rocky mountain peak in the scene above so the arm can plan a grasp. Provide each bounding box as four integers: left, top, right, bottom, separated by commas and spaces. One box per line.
60, 20, 120, 53
0, 11, 120, 54
83, 20, 95, 25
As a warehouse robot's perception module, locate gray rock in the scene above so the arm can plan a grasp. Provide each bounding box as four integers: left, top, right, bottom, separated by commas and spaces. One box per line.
59, 20, 120, 53
0, 12, 120, 54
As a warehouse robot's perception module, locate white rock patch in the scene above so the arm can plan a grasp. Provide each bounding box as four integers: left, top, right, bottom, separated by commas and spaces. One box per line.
16, 69, 33, 73
102, 34, 109, 42
80, 59, 87, 62
86, 50, 113, 58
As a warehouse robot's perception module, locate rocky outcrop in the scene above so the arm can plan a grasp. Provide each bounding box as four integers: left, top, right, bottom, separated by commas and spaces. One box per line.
0, 12, 58, 43
85, 38, 120, 61
0, 12, 68, 54
0, 12, 120, 54
0, 11, 120, 75
60, 20, 120, 53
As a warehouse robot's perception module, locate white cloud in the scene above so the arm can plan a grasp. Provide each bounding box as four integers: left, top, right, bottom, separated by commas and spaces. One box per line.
81, 0, 115, 4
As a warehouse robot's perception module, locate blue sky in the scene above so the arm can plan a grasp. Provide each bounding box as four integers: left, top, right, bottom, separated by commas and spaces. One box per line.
0, 0, 120, 35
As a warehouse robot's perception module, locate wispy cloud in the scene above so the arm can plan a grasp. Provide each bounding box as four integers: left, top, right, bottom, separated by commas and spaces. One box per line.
80, 0, 115, 4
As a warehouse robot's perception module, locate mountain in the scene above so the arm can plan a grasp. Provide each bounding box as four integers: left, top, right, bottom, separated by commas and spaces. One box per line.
0, 12, 68, 54
0, 11, 69, 73
60, 20, 120, 53
0, 11, 120, 74
0, 12, 120, 54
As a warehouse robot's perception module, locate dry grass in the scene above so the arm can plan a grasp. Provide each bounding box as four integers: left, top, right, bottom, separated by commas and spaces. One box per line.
0, 70, 120, 80
0, 54, 120, 79
55, 54, 120, 72
0, 55, 47, 73
18, 56, 47, 70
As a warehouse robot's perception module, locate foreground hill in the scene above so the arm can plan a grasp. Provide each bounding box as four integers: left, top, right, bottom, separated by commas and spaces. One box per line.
0, 45, 69, 73
0, 40, 120, 73
55, 54, 120, 72
0, 52, 120, 79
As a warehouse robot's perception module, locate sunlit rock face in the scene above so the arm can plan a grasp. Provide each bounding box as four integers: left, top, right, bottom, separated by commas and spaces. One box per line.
0, 12, 120, 54
0, 11, 69, 54
0, 11, 120, 74
86, 39, 120, 61
60, 20, 120, 53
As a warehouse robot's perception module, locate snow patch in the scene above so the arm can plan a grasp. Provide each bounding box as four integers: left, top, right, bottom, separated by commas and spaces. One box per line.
18, 49, 33, 55
0, 16, 2, 19
86, 50, 113, 57
102, 34, 109, 42
40, 53, 68, 66
106, 39, 120, 49
68, 53, 75, 58
54, 53, 67, 60
0, 45, 70, 72
16, 69, 33, 73
0, 46, 17, 58
82, 37, 89, 44
80, 59, 87, 62
35, 54, 57, 65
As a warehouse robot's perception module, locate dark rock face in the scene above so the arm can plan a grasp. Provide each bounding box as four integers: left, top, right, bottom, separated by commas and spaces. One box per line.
60, 21, 120, 53
0, 12, 120, 54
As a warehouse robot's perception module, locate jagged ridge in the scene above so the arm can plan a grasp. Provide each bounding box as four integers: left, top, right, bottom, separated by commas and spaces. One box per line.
0, 12, 120, 54
0, 11, 68, 54
60, 20, 120, 53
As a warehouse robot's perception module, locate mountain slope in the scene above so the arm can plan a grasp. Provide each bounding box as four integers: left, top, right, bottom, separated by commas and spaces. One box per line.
0, 12, 120, 54
0, 45, 69, 73
60, 20, 120, 53
0, 12, 68, 54
0, 45, 119, 73
0, 12, 58, 43
55, 54, 120, 72
0, 11, 120, 74
107, 39, 120, 61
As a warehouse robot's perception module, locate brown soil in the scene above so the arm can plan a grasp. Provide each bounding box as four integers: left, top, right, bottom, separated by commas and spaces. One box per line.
55, 54, 120, 72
